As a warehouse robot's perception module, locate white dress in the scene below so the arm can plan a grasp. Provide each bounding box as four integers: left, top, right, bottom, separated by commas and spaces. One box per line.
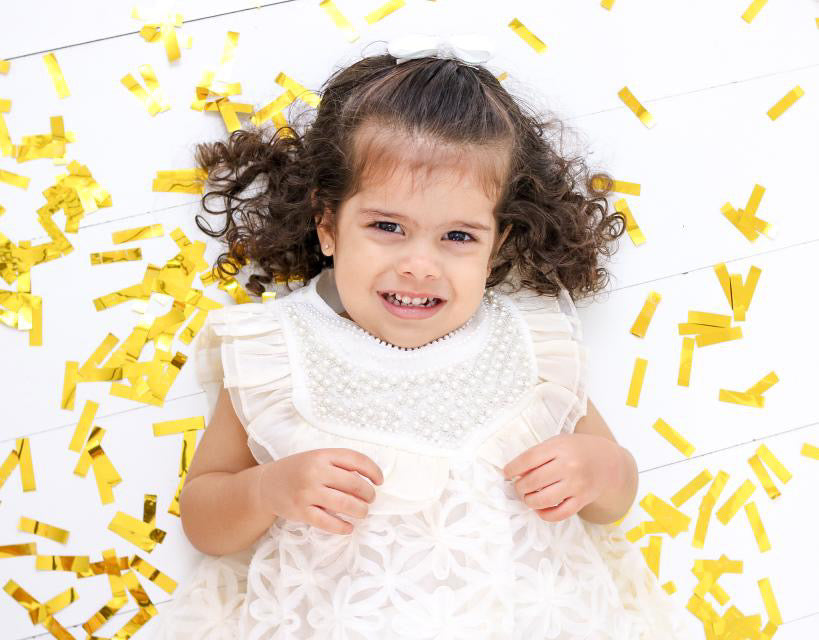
152, 267, 697, 640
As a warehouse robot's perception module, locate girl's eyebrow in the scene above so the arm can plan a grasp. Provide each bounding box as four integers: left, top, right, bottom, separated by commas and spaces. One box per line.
359, 208, 491, 232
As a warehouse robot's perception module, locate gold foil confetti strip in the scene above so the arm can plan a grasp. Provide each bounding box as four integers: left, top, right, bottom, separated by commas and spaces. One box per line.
748, 454, 780, 499
0, 449, 20, 489
695, 325, 742, 347
0, 60, 9, 73
508, 18, 548, 54
692, 471, 729, 549
119, 569, 159, 632
591, 176, 640, 195
671, 469, 713, 507
169, 429, 198, 516
81, 549, 128, 633
133, 8, 184, 62
0, 168, 30, 189
630, 291, 660, 337
3, 580, 76, 634
251, 88, 296, 127
0, 98, 11, 156
15, 438, 37, 491
639, 493, 691, 537
688, 311, 731, 327
719, 389, 764, 408
716, 479, 756, 525
1, 543, 38, 557
626, 357, 647, 407
662, 581, 676, 595
768, 85, 805, 120
108, 511, 167, 552
79, 334, 120, 380
365, 0, 406, 24
15, 115, 74, 163
35, 554, 90, 574
614, 198, 646, 245
320, 0, 359, 41
618, 86, 654, 128
152, 168, 207, 194
143, 493, 157, 526
758, 577, 782, 625
130, 554, 178, 594
741, 0, 769, 23
152, 416, 206, 436
60, 361, 79, 410
601, 0, 616, 9
121, 64, 170, 116
744, 501, 771, 552
45, 161, 113, 232
721, 184, 772, 242
42, 53, 70, 98
640, 535, 662, 577
678, 337, 694, 386
801, 443, 819, 460
755, 443, 791, 485
19, 517, 69, 544
625, 520, 665, 543
652, 418, 695, 457
728, 265, 762, 321
276, 72, 321, 108
746, 371, 779, 396
90, 248, 142, 264
112, 223, 164, 244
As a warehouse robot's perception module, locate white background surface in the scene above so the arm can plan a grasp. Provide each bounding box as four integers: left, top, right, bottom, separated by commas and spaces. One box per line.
1, 0, 817, 637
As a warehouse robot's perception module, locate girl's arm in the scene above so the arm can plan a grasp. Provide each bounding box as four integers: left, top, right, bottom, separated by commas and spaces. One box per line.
179, 387, 279, 555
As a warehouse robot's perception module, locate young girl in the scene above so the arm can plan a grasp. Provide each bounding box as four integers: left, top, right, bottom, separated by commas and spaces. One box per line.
154, 36, 697, 639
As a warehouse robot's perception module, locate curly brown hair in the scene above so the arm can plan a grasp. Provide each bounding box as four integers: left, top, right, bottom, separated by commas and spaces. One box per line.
193, 49, 625, 303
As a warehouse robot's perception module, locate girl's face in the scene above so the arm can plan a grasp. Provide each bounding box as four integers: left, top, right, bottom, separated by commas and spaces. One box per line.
315, 164, 499, 349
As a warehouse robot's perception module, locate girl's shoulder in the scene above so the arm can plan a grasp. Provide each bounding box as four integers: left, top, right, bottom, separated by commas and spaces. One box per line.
495, 280, 583, 342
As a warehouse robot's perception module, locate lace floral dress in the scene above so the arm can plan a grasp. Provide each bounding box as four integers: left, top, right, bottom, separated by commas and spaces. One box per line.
152, 267, 697, 640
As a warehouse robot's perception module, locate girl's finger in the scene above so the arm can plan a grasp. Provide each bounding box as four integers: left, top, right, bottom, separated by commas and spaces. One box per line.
514, 459, 563, 497
523, 480, 566, 510
306, 505, 354, 535
536, 496, 578, 522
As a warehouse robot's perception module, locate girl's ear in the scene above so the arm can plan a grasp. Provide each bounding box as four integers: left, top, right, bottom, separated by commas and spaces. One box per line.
315, 206, 336, 256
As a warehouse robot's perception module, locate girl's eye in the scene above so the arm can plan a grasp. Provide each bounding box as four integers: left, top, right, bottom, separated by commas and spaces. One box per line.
370, 221, 475, 244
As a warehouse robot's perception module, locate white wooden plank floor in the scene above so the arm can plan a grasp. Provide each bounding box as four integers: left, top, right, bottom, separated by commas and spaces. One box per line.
1, 1, 817, 638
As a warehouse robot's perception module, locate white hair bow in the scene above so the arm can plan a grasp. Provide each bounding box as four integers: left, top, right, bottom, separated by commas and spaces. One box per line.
386, 33, 496, 66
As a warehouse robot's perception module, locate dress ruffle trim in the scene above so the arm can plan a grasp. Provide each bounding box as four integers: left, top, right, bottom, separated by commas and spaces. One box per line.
194, 288, 589, 516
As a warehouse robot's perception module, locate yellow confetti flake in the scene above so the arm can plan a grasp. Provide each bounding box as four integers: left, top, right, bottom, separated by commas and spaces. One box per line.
111, 223, 164, 244
618, 86, 654, 128
0, 168, 31, 189
15, 438, 36, 492
18, 517, 70, 544
741, 0, 768, 23
152, 416, 206, 436
601, 0, 616, 9
121, 65, 170, 116
152, 168, 207, 194
0, 60, 9, 73
639, 493, 691, 537
678, 337, 694, 386
69, 400, 99, 452
652, 418, 695, 457
614, 198, 646, 245
695, 325, 742, 347
758, 577, 782, 625
688, 311, 731, 327
746, 371, 779, 396
748, 454, 780, 499
626, 357, 647, 407
591, 177, 640, 195
721, 184, 773, 242
640, 535, 662, 577
320, 0, 358, 42
719, 389, 765, 408
108, 511, 167, 552
625, 520, 665, 543
90, 248, 142, 265
365, 0, 406, 24
801, 443, 819, 460
630, 291, 660, 337
755, 443, 791, 485
130, 554, 178, 594
508, 18, 548, 54
662, 581, 676, 595
61, 361, 79, 410
275, 72, 320, 108
43, 52, 70, 98
692, 471, 729, 549
671, 469, 713, 507
716, 479, 756, 525
745, 501, 771, 552
767, 85, 804, 120
251, 89, 296, 127
730, 265, 762, 321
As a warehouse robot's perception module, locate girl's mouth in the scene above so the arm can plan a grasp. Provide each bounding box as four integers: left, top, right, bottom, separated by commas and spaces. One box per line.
379, 292, 445, 319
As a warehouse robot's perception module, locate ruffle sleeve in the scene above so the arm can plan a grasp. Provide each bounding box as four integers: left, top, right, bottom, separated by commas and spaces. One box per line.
195, 300, 299, 465
475, 284, 589, 471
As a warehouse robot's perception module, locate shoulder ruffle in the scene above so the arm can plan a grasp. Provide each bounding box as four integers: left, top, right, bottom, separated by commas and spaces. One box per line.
475, 285, 589, 472
195, 300, 298, 465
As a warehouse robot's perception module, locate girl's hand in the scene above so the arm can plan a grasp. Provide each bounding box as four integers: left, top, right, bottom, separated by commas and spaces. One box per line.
502, 433, 622, 522
258, 448, 384, 535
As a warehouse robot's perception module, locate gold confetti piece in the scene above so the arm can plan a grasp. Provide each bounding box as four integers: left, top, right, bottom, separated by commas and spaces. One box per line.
630, 291, 660, 337
0, 449, 19, 489
748, 454, 780, 499
121, 65, 170, 116
721, 202, 760, 242
614, 198, 646, 245
152, 416, 206, 436
152, 168, 207, 194
16, 438, 36, 491
0, 60, 9, 73
601, 0, 616, 9
60, 361, 79, 410
716, 479, 755, 525
508, 18, 548, 54
626, 357, 647, 407
662, 581, 676, 595
35, 555, 90, 574
591, 176, 640, 195
1, 543, 38, 558
745, 370, 778, 396
801, 443, 819, 460
639, 493, 691, 537
0, 168, 30, 189
4, 579, 77, 633
756, 443, 791, 485
741, 0, 769, 23
90, 248, 142, 264
625, 520, 664, 543
695, 325, 742, 347
640, 535, 662, 577
618, 86, 654, 128
730, 265, 762, 321
81, 549, 128, 633
678, 337, 694, 387
671, 469, 713, 507
745, 501, 771, 552
43, 53, 70, 98
19, 517, 70, 544
719, 389, 765, 408
757, 577, 782, 625
112, 223, 164, 244
365, 0, 406, 24
320, 0, 359, 42
251, 88, 296, 127
69, 401, 99, 452
652, 418, 695, 457
276, 72, 320, 108
169, 429, 198, 516
688, 311, 731, 327
692, 471, 729, 549
714, 262, 732, 304
108, 511, 167, 552
130, 554, 178, 594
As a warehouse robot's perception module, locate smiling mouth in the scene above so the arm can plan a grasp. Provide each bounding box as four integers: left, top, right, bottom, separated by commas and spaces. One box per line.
380, 292, 444, 308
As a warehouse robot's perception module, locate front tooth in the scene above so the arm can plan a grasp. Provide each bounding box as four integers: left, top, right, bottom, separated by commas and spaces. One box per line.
411, 297, 423, 305
400, 295, 412, 304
